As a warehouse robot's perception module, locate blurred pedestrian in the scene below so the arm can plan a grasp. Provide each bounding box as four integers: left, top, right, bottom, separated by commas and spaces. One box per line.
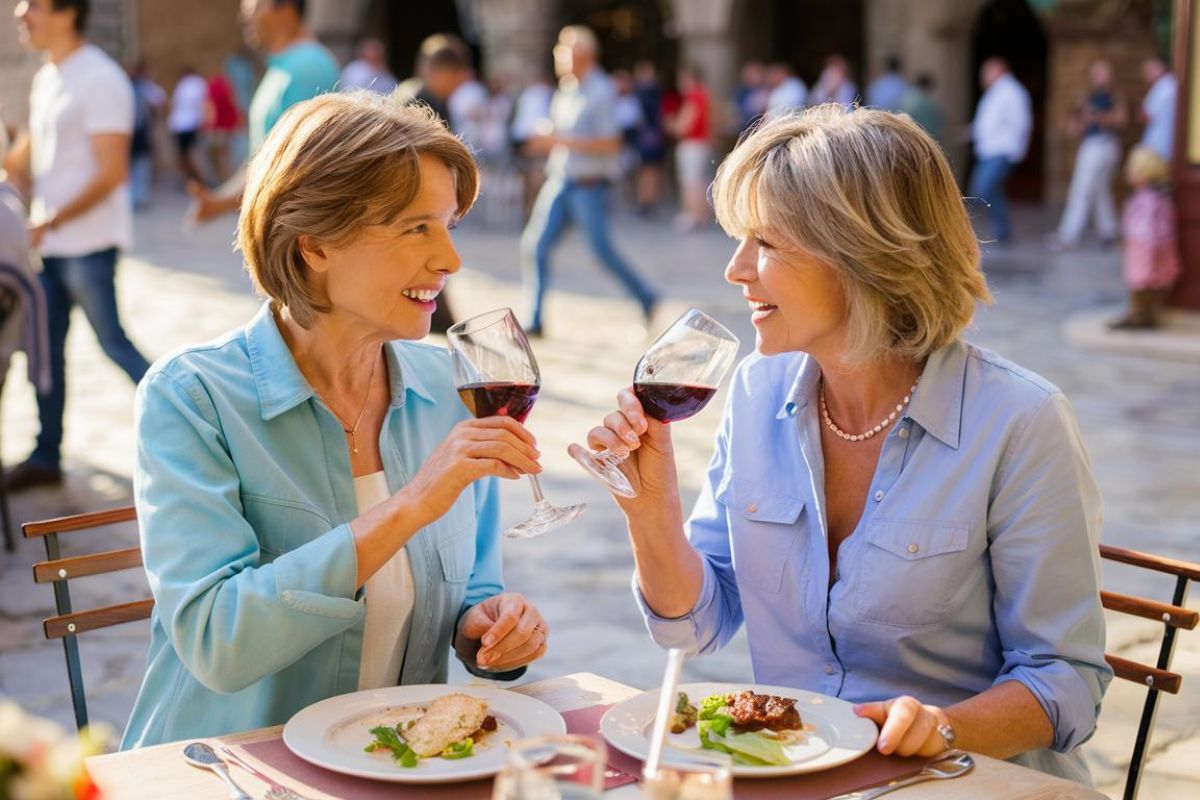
899, 73, 941, 141
510, 71, 554, 215
5, 0, 151, 490
867, 55, 907, 111
422, 38, 488, 156
968, 57, 1031, 243
206, 69, 241, 183
168, 66, 208, 185
810, 54, 858, 107
340, 37, 397, 95
1050, 59, 1125, 251
1110, 146, 1179, 330
519, 25, 659, 337
613, 69, 643, 204
733, 60, 769, 133
127, 60, 165, 210
632, 60, 666, 216
764, 62, 807, 121
667, 64, 712, 232
186, 0, 339, 224
1139, 56, 1176, 162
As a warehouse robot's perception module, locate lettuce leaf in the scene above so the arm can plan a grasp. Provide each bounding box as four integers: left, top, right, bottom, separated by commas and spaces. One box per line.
723, 732, 790, 766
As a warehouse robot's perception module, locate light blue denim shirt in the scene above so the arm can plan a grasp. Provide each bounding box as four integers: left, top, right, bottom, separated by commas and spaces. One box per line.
122, 304, 508, 749
637, 340, 1111, 783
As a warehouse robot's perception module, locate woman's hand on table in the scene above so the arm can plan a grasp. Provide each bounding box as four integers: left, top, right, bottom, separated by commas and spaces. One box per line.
403, 417, 542, 526
583, 386, 679, 505
854, 696, 952, 758
456, 593, 548, 671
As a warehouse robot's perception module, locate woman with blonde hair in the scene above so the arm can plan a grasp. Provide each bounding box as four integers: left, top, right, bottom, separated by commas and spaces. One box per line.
584, 105, 1110, 782
1110, 145, 1180, 328
122, 91, 550, 748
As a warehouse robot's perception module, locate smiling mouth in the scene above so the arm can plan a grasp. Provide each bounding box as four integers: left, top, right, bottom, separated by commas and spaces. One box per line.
749, 301, 777, 312
401, 288, 441, 302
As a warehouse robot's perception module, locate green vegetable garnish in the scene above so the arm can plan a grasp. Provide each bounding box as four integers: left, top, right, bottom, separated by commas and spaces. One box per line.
441, 738, 475, 760
365, 725, 419, 767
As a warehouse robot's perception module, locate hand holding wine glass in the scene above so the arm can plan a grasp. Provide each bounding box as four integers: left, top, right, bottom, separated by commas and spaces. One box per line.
448, 308, 585, 539
570, 308, 739, 499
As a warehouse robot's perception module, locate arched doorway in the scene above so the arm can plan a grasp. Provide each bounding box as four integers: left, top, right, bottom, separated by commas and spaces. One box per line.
969, 0, 1048, 201
367, 0, 472, 81
555, 0, 678, 77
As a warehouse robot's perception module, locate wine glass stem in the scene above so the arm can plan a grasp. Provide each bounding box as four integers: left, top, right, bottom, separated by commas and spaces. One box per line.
527, 473, 547, 504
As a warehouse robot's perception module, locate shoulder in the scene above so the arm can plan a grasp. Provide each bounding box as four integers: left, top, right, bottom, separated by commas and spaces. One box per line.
80, 46, 130, 90
142, 326, 251, 404
963, 342, 1059, 407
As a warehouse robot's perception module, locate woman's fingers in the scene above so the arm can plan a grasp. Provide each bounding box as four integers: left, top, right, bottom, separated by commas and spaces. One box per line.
894, 708, 936, 756
479, 606, 542, 666
486, 634, 548, 670
465, 415, 538, 447
616, 388, 649, 434
466, 440, 542, 475
876, 697, 919, 755
585, 426, 630, 457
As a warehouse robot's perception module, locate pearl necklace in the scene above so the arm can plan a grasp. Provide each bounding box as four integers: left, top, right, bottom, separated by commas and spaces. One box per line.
819, 376, 919, 443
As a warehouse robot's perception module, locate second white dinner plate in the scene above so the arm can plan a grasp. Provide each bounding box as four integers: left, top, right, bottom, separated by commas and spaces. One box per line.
599, 681, 877, 778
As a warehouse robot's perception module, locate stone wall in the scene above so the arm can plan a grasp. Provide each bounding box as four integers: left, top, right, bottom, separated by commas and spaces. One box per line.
0, 0, 41, 133
133, 0, 244, 93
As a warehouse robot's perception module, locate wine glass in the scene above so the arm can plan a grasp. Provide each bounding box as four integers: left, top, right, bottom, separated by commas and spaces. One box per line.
491, 735, 607, 800
569, 308, 739, 498
448, 308, 585, 539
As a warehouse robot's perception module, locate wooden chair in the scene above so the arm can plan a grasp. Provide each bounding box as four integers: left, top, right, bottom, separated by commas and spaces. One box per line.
1100, 543, 1200, 800
23, 506, 152, 730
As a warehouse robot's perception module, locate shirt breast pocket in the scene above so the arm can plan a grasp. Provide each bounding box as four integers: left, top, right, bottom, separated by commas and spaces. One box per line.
241, 495, 333, 558
854, 518, 970, 627
434, 497, 477, 585
722, 478, 804, 595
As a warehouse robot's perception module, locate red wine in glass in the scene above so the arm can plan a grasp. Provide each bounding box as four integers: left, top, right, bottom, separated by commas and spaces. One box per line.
457, 382, 540, 423
633, 383, 718, 423
570, 308, 739, 498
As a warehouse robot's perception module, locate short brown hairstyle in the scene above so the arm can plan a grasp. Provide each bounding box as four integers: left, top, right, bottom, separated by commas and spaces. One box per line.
239, 91, 479, 327
712, 105, 991, 364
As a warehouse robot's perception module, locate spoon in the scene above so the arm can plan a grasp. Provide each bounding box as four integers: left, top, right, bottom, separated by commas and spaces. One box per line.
183, 741, 252, 800
825, 750, 975, 799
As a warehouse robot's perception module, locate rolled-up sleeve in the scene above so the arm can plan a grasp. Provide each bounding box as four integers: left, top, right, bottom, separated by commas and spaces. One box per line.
136, 371, 364, 695
988, 391, 1112, 752
633, 394, 744, 655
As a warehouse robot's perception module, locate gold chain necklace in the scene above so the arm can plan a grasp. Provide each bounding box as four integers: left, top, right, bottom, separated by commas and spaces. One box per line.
819, 375, 919, 443
321, 354, 380, 456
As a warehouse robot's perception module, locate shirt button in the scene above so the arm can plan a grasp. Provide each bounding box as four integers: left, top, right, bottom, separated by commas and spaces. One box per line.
907, 543, 919, 554
282, 591, 294, 602
746, 502, 758, 514
824, 663, 835, 675
898, 427, 909, 439
874, 490, 884, 502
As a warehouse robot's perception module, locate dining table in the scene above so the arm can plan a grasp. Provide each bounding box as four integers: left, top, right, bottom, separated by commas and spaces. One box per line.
86, 672, 1108, 799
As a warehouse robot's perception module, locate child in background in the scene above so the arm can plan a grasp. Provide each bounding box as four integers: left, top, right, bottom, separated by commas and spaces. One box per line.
1112, 146, 1180, 329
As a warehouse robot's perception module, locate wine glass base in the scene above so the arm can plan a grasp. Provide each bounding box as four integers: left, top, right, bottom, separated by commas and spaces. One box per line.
568, 443, 638, 498
504, 500, 586, 539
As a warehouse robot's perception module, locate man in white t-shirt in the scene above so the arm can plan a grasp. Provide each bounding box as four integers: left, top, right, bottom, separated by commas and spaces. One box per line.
167, 66, 209, 185
1139, 56, 1177, 162
968, 57, 1032, 243
2, 0, 150, 489
764, 62, 808, 121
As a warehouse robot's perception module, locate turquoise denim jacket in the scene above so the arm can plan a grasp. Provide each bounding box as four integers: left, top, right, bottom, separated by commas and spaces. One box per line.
121, 304, 507, 749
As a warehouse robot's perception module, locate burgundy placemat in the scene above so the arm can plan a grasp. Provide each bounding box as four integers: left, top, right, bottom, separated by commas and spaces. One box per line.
237, 703, 927, 799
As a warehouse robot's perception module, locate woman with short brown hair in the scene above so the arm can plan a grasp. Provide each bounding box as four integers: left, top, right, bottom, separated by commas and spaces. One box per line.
123, 92, 549, 748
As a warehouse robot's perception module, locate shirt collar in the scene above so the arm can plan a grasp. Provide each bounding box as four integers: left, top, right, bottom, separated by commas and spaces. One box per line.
245, 302, 436, 421
773, 341, 967, 449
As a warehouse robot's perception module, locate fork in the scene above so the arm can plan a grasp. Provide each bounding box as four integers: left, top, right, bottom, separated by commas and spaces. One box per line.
220, 746, 310, 800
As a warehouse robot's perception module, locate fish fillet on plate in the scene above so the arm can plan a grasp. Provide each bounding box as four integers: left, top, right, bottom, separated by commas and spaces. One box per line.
403, 693, 490, 757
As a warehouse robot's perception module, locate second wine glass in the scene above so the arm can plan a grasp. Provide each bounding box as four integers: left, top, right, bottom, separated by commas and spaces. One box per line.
448, 308, 585, 539
570, 308, 739, 498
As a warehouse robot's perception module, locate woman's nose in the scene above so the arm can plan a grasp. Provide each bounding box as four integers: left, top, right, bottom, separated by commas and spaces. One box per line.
724, 240, 755, 284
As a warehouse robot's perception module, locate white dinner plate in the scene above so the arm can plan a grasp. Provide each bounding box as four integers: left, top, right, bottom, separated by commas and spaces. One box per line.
599, 682, 877, 778
282, 684, 566, 784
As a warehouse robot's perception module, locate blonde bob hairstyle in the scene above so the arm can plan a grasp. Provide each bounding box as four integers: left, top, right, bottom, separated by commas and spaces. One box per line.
712, 105, 991, 364
238, 91, 479, 328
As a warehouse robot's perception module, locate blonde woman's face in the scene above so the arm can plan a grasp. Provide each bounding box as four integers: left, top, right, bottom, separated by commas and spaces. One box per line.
306, 154, 463, 341
724, 233, 848, 357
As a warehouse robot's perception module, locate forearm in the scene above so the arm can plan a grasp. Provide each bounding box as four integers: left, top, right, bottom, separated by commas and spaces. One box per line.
350, 485, 434, 588
626, 492, 705, 618
45, 173, 125, 228
943, 680, 1053, 760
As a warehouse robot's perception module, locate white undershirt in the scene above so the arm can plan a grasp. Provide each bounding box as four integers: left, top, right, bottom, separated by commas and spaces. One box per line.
355, 471, 416, 690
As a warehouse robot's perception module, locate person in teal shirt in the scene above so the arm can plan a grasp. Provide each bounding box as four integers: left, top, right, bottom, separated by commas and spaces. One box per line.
122, 93, 551, 748
188, 0, 340, 222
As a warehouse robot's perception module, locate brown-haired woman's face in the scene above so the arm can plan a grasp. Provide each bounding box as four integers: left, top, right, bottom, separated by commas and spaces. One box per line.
303, 154, 463, 340
724, 232, 847, 357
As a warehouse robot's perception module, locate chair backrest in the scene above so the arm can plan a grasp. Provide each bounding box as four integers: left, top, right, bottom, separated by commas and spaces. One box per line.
1099, 544, 1200, 800
23, 506, 151, 731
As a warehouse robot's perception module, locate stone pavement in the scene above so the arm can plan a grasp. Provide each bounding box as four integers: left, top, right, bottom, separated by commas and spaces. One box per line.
0, 193, 1198, 798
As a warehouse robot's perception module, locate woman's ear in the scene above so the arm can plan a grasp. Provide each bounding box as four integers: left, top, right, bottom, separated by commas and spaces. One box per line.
298, 234, 330, 274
